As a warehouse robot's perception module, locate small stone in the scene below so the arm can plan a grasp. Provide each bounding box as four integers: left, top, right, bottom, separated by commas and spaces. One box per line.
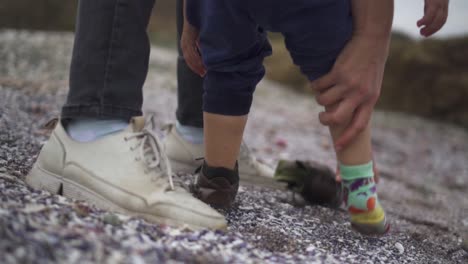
73, 203, 91, 217
321, 138, 331, 150
22, 204, 47, 213
462, 234, 468, 253
462, 218, 468, 227
306, 245, 316, 252
264, 147, 274, 154
395, 242, 404, 254
102, 213, 122, 226
279, 152, 290, 160
239, 206, 254, 211
275, 138, 288, 148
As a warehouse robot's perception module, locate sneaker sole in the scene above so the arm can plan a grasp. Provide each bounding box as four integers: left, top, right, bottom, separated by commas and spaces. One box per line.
351, 221, 391, 237
170, 158, 286, 190
197, 186, 235, 210
25, 165, 227, 231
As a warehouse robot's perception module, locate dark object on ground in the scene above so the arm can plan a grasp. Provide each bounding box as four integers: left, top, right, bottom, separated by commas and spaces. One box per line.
274, 160, 342, 208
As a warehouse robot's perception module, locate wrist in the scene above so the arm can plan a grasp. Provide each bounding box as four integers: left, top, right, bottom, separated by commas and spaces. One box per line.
351, 34, 390, 59
352, 29, 391, 43
350, 0, 394, 49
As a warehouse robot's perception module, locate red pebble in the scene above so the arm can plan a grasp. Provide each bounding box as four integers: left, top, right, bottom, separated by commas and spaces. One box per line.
275, 138, 288, 148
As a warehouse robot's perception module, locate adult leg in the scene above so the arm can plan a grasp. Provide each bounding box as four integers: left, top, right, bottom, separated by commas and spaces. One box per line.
26, 0, 227, 230
175, 0, 204, 128
62, 0, 154, 142
62, 0, 155, 121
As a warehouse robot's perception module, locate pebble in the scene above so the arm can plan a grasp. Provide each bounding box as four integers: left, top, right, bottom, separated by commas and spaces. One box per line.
395, 242, 405, 254
102, 213, 122, 226
462, 234, 468, 253
462, 218, 468, 227
275, 138, 288, 148
73, 203, 91, 218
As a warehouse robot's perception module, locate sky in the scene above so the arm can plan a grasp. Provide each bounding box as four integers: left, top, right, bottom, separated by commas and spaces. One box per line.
393, 0, 468, 38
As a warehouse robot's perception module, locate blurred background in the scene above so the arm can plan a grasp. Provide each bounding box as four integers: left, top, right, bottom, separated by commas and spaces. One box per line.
0, 0, 467, 128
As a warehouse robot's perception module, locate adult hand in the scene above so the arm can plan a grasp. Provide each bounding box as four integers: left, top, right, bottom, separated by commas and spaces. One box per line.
181, 20, 206, 77
311, 36, 388, 150
417, 0, 449, 37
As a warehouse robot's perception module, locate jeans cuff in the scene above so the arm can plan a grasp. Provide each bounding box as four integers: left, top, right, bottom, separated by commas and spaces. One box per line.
203, 93, 253, 116
176, 111, 204, 128
61, 104, 142, 121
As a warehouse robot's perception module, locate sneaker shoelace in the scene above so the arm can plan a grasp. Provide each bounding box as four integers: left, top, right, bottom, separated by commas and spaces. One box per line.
126, 121, 174, 191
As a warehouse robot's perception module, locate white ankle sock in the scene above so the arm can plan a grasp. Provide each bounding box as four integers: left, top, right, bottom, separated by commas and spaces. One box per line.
175, 121, 204, 144
66, 118, 128, 142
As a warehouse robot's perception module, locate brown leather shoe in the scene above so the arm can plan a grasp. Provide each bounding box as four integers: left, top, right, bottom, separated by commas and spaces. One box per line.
194, 162, 239, 209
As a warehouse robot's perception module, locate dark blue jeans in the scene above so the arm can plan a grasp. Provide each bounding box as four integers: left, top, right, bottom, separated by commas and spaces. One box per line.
62, 0, 204, 127
187, 0, 352, 116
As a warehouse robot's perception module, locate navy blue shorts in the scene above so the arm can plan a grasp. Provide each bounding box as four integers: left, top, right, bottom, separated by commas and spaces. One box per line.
187, 0, 353, 116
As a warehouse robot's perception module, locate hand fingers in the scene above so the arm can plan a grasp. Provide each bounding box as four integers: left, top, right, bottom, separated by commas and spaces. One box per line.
324, 102, 339, 112
310, 71, 337, 92
195, 41, 207, 76
335, 102, 372, 150
417, 3, 437, 27
184, 45, 206, 76
315, 84, 348, 107
196, 38, 202, 53
420, 11, 447, 37
335, 165, 342, 182
185, 51, 202, 76
319, 97, 359, 126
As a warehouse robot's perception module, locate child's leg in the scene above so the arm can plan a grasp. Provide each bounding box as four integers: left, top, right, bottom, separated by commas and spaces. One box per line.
326, 105, 372, 165
327, 107, 388, 235
186, 0, 272, 208
204, 113, 247, 169
278, 0, 388, 234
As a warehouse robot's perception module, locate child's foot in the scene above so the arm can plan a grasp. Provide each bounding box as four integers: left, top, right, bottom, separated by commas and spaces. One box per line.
194, 161, 239, 209
340, 162, 390, 235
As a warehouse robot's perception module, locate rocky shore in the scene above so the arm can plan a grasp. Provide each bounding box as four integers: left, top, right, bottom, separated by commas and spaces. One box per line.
1, 30, 467, 263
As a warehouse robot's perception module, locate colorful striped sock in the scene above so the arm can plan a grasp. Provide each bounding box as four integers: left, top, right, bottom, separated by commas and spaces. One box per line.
340, 161, 389, 235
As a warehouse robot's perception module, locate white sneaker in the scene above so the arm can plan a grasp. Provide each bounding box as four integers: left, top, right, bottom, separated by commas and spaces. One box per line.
26, 116, 227, 230
163, 124, 275, 187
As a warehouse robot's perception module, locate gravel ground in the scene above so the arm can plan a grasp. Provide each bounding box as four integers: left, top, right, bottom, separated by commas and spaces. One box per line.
1, 30, 467, 263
